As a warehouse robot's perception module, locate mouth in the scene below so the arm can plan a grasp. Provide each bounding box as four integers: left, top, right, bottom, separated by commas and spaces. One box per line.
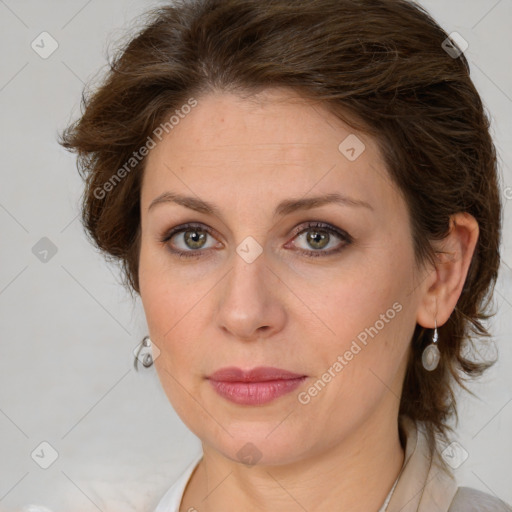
207, 366, 307, 406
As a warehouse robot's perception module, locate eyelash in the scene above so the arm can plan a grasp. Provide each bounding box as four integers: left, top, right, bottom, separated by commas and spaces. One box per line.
160, 221, 353, 259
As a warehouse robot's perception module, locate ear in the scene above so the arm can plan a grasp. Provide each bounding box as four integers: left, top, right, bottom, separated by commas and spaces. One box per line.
416, 212, 479, 328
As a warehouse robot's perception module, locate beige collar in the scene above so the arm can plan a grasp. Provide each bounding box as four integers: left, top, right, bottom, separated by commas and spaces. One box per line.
387, 415, 458, 512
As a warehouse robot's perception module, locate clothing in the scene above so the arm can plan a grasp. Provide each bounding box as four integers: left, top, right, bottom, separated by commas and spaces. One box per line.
153, 415, 511, 512
153, 452, 202, 512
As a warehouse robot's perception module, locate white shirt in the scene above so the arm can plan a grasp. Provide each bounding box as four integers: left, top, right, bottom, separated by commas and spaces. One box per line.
153, 453, 203, 512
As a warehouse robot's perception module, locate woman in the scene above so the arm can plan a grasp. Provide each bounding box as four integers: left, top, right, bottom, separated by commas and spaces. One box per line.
59, 0, 511, 510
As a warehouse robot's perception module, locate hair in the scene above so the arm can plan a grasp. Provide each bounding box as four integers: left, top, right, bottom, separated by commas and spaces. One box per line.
59, 0, 502, 466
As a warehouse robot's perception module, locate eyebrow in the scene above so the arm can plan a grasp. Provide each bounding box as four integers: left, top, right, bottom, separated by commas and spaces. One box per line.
147, 191, 373, 217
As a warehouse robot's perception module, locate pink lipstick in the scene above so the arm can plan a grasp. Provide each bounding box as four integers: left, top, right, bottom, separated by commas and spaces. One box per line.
207, 366, 306, 405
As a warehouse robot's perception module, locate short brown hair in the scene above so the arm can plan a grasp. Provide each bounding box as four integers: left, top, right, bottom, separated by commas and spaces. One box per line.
59, 0, 502, 460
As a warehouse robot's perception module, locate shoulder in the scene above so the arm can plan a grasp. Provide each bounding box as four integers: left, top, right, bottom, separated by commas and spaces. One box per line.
448, 486, 512, 512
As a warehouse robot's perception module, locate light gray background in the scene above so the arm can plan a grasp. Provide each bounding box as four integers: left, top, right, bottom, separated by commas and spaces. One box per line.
0, 0, 511, 511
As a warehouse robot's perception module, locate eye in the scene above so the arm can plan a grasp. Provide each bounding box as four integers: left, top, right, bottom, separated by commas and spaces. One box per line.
287, 221, 352, 257
160, 223, 221, 259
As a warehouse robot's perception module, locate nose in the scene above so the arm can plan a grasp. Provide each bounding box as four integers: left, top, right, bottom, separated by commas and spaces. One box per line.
214, 249, 287, 342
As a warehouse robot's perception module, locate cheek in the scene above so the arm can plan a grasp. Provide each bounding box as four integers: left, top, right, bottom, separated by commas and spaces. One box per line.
139, 248, 210, 375
308, 301, 411, 425
310, 248, 414, 386
140, 272, 206, 418
139, 240, 198, 327
318, 264, 404, 342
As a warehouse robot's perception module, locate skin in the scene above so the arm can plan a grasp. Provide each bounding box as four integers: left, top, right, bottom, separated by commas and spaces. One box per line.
138, 87, 479, 512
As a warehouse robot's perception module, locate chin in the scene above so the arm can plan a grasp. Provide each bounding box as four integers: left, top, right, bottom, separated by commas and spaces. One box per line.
197, 421, 316, 467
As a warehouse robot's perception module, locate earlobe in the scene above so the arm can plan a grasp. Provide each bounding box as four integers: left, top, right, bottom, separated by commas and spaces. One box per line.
416, 212, 479, 329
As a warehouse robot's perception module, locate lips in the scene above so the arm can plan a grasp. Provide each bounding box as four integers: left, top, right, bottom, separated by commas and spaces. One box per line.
207, 366, 307, 405
208, 366, 305, 382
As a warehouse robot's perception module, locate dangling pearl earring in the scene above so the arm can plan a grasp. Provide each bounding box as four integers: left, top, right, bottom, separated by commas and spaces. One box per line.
134, 335, 154, 370
141, 336, 154, 367
422, 319, 440, 371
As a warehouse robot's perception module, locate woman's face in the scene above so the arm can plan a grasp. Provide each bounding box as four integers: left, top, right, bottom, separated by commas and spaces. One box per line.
139, 88, 428, 465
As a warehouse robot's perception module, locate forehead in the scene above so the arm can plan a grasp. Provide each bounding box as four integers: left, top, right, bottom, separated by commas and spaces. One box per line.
141, 88, 398, 216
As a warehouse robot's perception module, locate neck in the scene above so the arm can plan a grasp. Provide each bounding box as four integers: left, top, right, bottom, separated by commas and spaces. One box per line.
180, 407, 406, 512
